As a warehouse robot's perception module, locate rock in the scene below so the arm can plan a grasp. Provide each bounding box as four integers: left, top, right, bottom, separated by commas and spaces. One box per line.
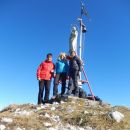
52, 102, 59, 105
84, 111, 89, 114
36, 106, 42, 111
1, 117, 13, 123
45, 113, 51, 118
0, 124, 6, 130
16, 127, 25, 130
60, 101, 65, 104
46, 128, 57, 130
79, 118, 83, 125
85, 126, 93, 130
66, 105, 74, 113
51, 115, 60, 122
51, 107, 56, 111
43, 122, 52, 127
14, 109, 32, 116
36, 105, 46, 110
65, 124, 79, 130
15, 108, 21, 112
78, 128, 85, 130
108, 111, 124, 122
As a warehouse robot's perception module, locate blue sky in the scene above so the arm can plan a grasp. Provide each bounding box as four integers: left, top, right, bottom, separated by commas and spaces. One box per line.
0, 0, 130, 110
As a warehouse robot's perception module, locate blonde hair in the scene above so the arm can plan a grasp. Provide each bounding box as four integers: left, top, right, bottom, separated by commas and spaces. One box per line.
59, 52, 66, 59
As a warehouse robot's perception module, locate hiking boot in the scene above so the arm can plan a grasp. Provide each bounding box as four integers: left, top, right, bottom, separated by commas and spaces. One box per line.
42, 100, 49, 104
51, 96, 56, 99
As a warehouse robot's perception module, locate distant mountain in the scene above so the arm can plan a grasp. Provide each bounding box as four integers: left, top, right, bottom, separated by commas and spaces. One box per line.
0, 96, 130, 130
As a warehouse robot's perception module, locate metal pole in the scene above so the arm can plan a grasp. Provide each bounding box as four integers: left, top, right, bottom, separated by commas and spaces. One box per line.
78, 18, 83, 81
79, 18, 82, 60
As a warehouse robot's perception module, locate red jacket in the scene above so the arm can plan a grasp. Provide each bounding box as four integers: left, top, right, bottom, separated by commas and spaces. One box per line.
37, 60, 54, 80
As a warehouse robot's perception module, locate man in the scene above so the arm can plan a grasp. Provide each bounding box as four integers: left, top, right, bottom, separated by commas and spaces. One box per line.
37, 53, 54, 104
67, 51, 82, 96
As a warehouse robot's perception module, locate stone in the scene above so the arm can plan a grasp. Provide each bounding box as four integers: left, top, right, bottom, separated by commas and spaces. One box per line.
1, 117, 13, 123
108, 111, 124, 122
0, 124, 6, 130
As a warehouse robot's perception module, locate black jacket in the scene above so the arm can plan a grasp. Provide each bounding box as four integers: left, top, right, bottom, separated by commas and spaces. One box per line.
69, 56, 82, 72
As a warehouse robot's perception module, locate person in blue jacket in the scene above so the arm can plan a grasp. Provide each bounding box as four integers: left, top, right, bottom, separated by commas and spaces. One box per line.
53, 52, 69, 97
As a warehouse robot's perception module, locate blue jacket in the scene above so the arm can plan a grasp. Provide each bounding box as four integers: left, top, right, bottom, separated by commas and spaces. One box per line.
55, 59, 69, 74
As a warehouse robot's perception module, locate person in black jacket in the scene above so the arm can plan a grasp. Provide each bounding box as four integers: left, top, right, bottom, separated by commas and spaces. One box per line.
67, 51, 82, 96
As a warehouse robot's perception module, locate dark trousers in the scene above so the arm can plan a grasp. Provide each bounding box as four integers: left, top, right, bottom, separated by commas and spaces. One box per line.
38, 80, 51, 104
53, 73, 67, 96
68, 70, 79, 96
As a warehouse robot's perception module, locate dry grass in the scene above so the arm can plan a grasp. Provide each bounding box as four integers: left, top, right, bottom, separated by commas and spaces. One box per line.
0, 99, 130, 130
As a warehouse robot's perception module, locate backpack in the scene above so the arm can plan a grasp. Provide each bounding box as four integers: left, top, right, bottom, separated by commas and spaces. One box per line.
79, 87, 87, 98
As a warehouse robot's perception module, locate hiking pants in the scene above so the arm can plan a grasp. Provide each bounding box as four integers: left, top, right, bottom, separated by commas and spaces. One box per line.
53, 73, 67, 96
68, 70, 79, 96
38, 80, 51, 104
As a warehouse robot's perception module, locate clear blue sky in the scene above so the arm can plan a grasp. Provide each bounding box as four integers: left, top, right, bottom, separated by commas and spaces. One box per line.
0, 0, 130, 110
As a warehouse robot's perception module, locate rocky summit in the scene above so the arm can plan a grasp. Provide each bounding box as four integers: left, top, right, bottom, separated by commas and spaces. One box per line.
0, 96, 130, 130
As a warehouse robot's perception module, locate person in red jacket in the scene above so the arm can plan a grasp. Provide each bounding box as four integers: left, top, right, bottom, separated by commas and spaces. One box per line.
37, 53, 54, 104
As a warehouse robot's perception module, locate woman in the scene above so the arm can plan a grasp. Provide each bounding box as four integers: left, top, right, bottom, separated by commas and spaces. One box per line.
53, 52, 69, 97
37, 53, 54, 104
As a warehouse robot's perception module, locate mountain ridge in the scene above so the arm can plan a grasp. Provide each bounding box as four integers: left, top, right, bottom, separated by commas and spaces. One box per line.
0, 96, 130, 130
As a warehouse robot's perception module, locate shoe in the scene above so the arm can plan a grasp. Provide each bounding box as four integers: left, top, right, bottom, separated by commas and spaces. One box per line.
42, 100, 49, 104
51, 96, 56, 99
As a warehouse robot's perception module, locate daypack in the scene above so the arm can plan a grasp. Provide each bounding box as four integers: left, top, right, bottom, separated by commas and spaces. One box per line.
87, 94, 102, 101
79, 87, 87, 99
